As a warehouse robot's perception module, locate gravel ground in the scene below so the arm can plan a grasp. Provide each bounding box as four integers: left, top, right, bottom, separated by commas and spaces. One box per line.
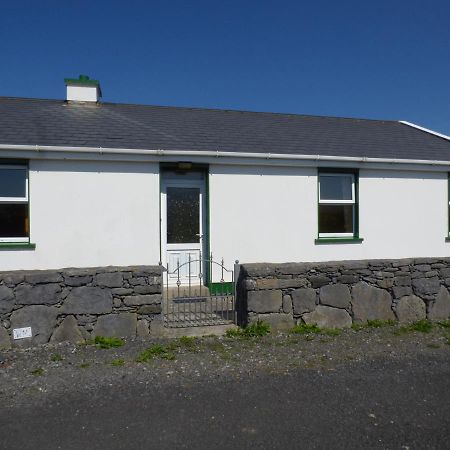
1, 322, 450, 409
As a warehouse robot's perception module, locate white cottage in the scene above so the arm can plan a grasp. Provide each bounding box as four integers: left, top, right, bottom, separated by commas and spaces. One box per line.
1, 75, 450, 284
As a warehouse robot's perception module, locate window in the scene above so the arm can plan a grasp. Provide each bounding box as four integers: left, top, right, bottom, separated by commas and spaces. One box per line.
318, 171, 358, 239
0, 165, 29, 243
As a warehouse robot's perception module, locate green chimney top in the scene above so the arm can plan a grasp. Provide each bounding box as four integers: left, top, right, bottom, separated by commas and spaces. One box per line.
64, 74, 100, 86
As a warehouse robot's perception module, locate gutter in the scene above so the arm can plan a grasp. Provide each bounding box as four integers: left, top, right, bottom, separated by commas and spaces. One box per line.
0, 142, 450, 168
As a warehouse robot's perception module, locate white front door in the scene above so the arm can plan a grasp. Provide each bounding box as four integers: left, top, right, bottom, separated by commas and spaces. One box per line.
161, 176, 206, 285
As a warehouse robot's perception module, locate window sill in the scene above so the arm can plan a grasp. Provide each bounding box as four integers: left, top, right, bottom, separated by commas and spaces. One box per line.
315, 237, 364, 245
0, 242, 36, 250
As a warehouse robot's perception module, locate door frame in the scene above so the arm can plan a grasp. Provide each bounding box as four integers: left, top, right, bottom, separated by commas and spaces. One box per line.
160, 169, 209, 283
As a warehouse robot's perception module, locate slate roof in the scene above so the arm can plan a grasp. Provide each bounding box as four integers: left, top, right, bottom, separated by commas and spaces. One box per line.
1, 96, 450, 161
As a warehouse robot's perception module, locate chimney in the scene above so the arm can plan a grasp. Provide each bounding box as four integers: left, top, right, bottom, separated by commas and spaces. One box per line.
64, 74, 102, 102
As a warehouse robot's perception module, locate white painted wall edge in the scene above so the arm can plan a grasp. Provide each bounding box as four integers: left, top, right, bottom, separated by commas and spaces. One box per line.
1, 142, 450, 172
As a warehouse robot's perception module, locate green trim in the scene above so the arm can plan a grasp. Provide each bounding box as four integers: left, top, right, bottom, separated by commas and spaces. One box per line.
317, 168, 360, 240
0, 243, 36, 250
315, 237, 364, 245
64, 74, 99, 86
208, 282, 233, 295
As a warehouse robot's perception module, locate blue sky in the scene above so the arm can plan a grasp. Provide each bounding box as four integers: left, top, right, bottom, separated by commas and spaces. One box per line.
1, 0, 449, 134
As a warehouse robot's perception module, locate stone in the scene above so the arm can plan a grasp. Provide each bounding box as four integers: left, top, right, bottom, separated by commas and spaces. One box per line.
247, 290, 282, 313
309, 275, 330, 288
111, 288, 134, 296
10, 305, 58, 347
414, 264, 432, 272
428, 286, 450, 320
351, 282, 395, 323
282, 295, 293, 314
50, 315, 84, 344
124, 294, 162, 307
394, 276, 412, 286
0, 285, 15, 314
63, 287, 112, 314
94, 313, 137, 338
113, 298, 122, 308
136, 319, 149, 337
95, 272, 123, 288
133, 285, 161, 295
64, 268, 96, 277
291, 288, 316, 315
138, 304, 162, 314
256, 278, 280, 290
24, 271, 63, 284
0, 272, 25, 286
129, 277, 147, 286
250, 313, 295, 331
64, 276, 92, 287
0, 326, 11, 349
392, 286, 413, 299
412, 277, 440, 296
302, 305, 352, 329
278, 278, 308, 289
377, 278, 394, 289
440, 268, 450, 278
394, 295, 426, 323
319, 284, 351, 309
15, 284, 61, 305
338, 274, 359, 284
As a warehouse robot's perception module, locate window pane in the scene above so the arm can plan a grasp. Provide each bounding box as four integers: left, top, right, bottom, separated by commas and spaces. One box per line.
0, 204, 28, 238
319, 204, 354, 234
320, 175, 353, 201
167, 187, 200, 244
0, 168, 27, 198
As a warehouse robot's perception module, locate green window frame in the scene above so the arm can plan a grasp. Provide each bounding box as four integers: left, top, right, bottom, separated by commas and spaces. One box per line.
0, 163, 35, 250
315, 169, 363, 244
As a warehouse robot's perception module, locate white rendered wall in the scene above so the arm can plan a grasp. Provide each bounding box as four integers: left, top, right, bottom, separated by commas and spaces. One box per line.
209, 165, 450, 278
0, 160, 160, 271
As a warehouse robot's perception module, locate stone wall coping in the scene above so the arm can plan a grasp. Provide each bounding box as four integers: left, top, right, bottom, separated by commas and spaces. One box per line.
241, 258, 450, 277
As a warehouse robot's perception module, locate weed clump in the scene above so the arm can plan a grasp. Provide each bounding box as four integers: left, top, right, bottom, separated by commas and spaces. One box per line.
226, 321, 271, 338
94, 336, 124, 349
111, 358, 125, 367
50, 353, 64, 362
30, 368, 44, 376
178, 336, 196, 348
136, 344, 176, 362
395, 320, 434, 335
290, 323, 321, 335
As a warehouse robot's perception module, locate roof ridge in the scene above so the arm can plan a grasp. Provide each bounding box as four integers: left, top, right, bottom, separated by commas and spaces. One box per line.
0, 95, 396, 123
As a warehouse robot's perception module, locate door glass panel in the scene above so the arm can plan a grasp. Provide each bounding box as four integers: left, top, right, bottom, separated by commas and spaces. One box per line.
167, 187, 200, 244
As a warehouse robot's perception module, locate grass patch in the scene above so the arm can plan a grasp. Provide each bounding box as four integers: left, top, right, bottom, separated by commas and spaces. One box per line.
395, 320, 434, 335
79, 362, 90, 369
94, 336, 124, 349
30, 368, 44, 376
136, 344, 176, 363
322, 328, 342, 336
352, 320, 396, 330
178, 336, 196, 349
437, 319, 450, 329
290, 323, 321, 335
50, 353, 64, 362
226, 321, 271, 339
111, 358, 125, 367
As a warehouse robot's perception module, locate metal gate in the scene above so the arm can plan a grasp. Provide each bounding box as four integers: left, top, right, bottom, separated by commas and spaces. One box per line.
163, 254, 238, 328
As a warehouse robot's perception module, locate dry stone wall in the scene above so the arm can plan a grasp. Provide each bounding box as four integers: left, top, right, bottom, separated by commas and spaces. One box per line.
0, 265, 162, 349
237, 258, 450, 330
